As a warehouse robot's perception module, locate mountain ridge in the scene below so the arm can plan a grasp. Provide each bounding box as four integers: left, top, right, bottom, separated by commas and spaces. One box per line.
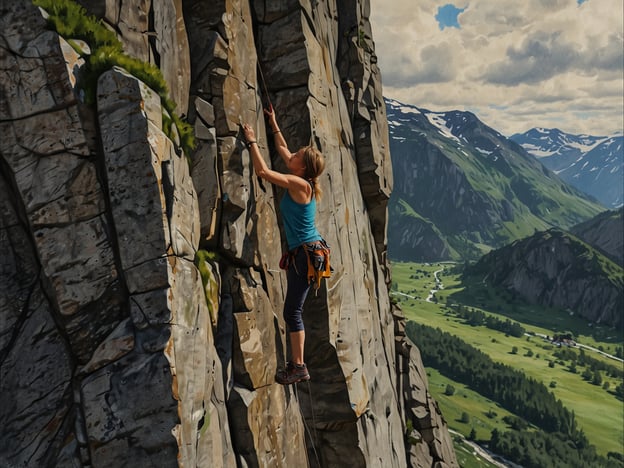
511, 128, 623, 209
386, 98, 605, 262
571, 208, 624, 266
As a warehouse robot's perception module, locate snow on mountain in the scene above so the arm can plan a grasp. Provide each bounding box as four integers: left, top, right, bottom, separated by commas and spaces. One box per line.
386, 98, 622, 209
383, 97, 604, 262
511, 129, 623, 209
511, 128, 606, 169
423, 112, 462, 144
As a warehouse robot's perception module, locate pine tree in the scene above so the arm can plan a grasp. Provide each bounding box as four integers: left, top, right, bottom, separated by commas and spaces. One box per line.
592, 370, 603, 386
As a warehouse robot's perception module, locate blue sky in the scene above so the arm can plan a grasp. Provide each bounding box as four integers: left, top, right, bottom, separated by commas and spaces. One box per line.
370, 0, 623, 136
435, 4, 465, 29
436, 1, 588, 30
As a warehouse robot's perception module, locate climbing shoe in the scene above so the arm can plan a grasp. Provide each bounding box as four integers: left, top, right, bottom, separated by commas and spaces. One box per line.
275, 362, 310, 385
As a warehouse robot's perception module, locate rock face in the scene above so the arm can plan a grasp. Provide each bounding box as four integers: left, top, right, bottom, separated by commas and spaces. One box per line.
0, 1, 457, 468
571, 208, 624, 266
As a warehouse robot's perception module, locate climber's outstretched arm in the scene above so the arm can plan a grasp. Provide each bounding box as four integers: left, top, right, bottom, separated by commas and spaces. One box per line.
241, 123, 309, 194
264, 106, 294, 165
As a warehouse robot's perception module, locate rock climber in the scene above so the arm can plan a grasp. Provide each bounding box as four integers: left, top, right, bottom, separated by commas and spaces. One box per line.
242, 106, 325, 385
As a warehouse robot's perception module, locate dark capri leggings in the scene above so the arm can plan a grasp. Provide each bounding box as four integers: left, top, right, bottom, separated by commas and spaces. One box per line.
283, 247, 311, 332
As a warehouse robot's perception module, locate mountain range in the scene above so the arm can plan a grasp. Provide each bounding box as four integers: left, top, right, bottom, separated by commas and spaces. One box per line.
386, 98, 605, 262
510, 128, 623, 209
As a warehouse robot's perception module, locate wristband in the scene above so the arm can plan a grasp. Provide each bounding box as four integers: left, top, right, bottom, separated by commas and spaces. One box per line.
246, 140, 257, 148
273, 130, 281, 134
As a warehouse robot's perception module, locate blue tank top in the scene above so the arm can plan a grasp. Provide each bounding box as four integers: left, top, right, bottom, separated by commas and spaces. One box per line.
280, 190, 321, 251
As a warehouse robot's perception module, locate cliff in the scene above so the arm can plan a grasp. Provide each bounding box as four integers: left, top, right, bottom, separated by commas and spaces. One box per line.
0, 1, 457, 467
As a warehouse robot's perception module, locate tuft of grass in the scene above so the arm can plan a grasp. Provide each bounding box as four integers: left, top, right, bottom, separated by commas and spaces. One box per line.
37, 0, 120, 50
194, 250, 219, 326
34, 0, 195, 155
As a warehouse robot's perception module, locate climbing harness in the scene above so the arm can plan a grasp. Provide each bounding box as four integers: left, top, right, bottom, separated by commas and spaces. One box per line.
280, 239, 332, 293
294, 381, 321, 467
303, 240, 332, 291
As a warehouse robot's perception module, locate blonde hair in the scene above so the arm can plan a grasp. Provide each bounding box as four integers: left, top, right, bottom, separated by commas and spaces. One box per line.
302, 146, 325, 200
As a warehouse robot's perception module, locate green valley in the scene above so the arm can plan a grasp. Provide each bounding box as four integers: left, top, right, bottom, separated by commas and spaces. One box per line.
391, 261, 624, 462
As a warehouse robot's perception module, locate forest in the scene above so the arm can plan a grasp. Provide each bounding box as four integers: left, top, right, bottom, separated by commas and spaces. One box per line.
406, 322, 624, 468
447, 304, 526, 337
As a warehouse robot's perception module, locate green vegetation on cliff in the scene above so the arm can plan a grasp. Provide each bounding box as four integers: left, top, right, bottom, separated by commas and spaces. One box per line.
34, 0, 195, 154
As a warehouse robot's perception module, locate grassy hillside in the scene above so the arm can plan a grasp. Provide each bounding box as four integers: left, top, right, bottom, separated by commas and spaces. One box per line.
437, 137, 596, 230
390, 199, 463, 260
391, 261, 624, 457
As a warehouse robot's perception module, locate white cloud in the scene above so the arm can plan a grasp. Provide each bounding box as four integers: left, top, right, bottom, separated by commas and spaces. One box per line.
482, 31, 582, 85
383, 42, 460, 86
370, 0, 624, 136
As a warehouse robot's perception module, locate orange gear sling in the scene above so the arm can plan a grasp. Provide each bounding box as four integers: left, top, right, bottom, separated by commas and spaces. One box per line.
280, 239, 332, 293
302, 239, 332, 291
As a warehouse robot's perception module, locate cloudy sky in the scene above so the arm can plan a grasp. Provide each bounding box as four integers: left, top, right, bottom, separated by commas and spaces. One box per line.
369, 0, 623, 137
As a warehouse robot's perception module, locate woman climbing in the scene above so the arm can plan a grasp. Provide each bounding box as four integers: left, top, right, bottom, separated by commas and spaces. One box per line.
242, 106, 326, 385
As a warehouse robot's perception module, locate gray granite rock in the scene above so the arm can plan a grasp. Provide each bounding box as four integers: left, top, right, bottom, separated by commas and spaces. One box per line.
0, 1, 458, 467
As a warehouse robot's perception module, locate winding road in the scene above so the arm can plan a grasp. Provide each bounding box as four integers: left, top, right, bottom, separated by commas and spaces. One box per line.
532, 333, 623, 363
425, 267, 445, 302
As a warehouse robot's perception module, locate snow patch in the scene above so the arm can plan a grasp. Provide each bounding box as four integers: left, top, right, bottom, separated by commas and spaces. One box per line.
424, 112, 461, 143
526, 148, 556, 157
387, 99, 421, 116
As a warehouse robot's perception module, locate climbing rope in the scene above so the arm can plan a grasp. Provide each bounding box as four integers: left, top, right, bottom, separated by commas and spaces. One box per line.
256, 59, 273, 111
305, 380, 319, 446
307, 380, 318, 440
294, 382, 321, 467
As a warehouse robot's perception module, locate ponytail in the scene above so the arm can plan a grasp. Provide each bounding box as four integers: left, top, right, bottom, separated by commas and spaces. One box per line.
310, 176, 322, 201
303, 146, 325, 201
